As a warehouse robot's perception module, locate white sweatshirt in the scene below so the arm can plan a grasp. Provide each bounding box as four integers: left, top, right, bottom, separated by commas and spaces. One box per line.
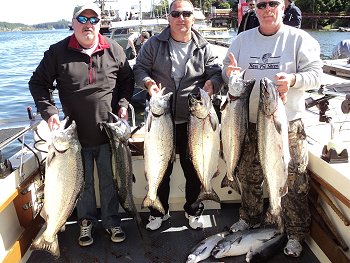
222, 25, 323, 122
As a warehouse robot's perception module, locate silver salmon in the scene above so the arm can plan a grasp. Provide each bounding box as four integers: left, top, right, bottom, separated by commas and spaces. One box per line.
246, 232, 286, 262
188, 89, 220, 206
101, 112, 142, 230
212, 227, 282, 260
187, 231, 229, 263
143, 88, 175, 214
257, 77, 290, 230
31, 118, 84, 258
220, 73, 255, 193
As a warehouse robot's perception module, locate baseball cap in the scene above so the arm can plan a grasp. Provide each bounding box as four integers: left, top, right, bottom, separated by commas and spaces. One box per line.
73, 3, 101, 18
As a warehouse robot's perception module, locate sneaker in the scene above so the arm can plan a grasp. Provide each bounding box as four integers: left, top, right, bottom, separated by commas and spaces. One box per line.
79, 219, 93, 247
106, 226, 126, 243
146, 211, 170, 231
230, 218, 251, 232
284, 238, 303, 257
185, 212, 204, 230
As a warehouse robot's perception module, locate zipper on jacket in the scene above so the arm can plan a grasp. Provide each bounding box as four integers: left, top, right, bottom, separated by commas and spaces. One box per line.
88, 57, 96, 84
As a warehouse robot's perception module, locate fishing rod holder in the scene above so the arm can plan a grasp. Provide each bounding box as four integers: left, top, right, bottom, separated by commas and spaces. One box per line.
305, 91, 348, 163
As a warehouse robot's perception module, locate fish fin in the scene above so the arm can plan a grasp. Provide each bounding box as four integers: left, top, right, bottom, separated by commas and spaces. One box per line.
31, 234, 60, 258
213, 169, 220, 179
59, 224, 66, 232
264, 210, 284, 232
146, 116, 152, 132
46, 149, 55, 167
132, 173, 136, 183
142, 196, 165, 215
221, 174, 241, 195
209, 113, 218, 131
220, 99, 229, 111
279, 184, 288, 197
246, 249, 254, 262
273, 117, 282, 135
40, 206, 47, 220
192, 188, 220, 209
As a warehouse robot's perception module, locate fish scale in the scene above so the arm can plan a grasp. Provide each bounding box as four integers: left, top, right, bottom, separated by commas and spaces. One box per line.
101, 112, 142, 233
220, 74, 255, 192
188, 89, 221, 206
143, 88, 175, 214
257, 77, 290, 230
31, 119, 84, 258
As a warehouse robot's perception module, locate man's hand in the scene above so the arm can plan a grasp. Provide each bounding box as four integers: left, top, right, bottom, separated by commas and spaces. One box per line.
47, 114, 60, 131
118, 107, 128, 120
145, 79, 161, 96
274, 73, 296, 104
203, 80, 214, 96
226, 52, 241, 78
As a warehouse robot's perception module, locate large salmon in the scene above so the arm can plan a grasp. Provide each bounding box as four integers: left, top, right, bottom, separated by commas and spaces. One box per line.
211, 227, 284, 260
188, 89, 220, 206
187, 231, 229, 263
101, 112, 142, 231
220, 73, 255, 193
257, 77, 290, 230
143, 88, 175, 214
31, 118, 84, 258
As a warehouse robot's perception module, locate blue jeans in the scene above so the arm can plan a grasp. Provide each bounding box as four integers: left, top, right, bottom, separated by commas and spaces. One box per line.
77, 143, 121, 228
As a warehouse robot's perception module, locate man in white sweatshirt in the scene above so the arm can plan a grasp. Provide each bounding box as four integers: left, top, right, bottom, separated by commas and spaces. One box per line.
222, 0, 323, 258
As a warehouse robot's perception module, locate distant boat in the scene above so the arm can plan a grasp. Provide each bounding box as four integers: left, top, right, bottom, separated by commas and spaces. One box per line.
331, 39, 350, 60
109, 18, 169, 108
109, 18, 169, 50
338, 27, 350, 32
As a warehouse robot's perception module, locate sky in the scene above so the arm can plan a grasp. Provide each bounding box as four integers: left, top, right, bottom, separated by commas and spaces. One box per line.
1, 0, 158, 25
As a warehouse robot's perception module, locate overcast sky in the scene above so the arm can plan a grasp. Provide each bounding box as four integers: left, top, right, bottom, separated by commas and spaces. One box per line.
1, 0, 158, 25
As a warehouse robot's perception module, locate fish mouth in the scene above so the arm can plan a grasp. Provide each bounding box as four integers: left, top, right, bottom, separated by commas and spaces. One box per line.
188, 91, 202, 105
260, 78, 278, 115
106, 111, 130, 140
108, 111, 119, 123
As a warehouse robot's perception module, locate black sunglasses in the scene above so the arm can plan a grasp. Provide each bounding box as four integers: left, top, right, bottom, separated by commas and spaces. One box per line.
256, 1, 281, 10
76, 15, 100, 25
170, 10, 193, 18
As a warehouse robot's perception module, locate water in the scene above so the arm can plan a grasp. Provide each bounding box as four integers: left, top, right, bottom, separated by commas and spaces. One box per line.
0, 29, 349, 157
0, 30, 72, 121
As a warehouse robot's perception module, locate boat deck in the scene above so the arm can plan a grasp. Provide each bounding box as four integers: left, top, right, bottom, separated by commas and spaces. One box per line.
27, 203, 320, 263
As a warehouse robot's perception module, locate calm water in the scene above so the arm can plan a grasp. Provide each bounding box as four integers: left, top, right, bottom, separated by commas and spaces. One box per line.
0, 29, 349, 157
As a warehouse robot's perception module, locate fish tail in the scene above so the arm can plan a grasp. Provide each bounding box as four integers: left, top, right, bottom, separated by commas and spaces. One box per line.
220, 173, 241, 195
31, 234, 60, 258
142, 196, 165, 215
264, 210, 284, 233
192, 188, 220, 209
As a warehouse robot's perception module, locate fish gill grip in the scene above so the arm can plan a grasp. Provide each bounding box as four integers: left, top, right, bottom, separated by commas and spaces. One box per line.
311, 181, 350, 226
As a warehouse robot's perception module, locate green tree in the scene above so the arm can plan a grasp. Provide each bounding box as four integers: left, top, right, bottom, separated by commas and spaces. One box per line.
154, 0, 169, 17
191, 0, 212, 12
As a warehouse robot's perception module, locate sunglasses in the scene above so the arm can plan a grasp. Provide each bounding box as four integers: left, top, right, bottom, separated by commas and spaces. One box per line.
76, 15, 100, 25
256, 1, 281, 10
170, 10, 193, 18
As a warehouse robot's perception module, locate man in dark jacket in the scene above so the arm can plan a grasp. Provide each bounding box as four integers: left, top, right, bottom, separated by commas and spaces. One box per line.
29, 3, 134, 247
133, 0, 223, 231
238, 0, 260, 34
283, 0, 302, 28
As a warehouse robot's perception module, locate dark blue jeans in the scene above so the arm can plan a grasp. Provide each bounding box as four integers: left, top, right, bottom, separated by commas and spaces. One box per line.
149, 123, 204, 217
77, 143, 121, 228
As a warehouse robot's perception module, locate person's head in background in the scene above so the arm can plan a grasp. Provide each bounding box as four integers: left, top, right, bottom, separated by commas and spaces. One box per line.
247, 0, 256, 11
140, 31, 150, 43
